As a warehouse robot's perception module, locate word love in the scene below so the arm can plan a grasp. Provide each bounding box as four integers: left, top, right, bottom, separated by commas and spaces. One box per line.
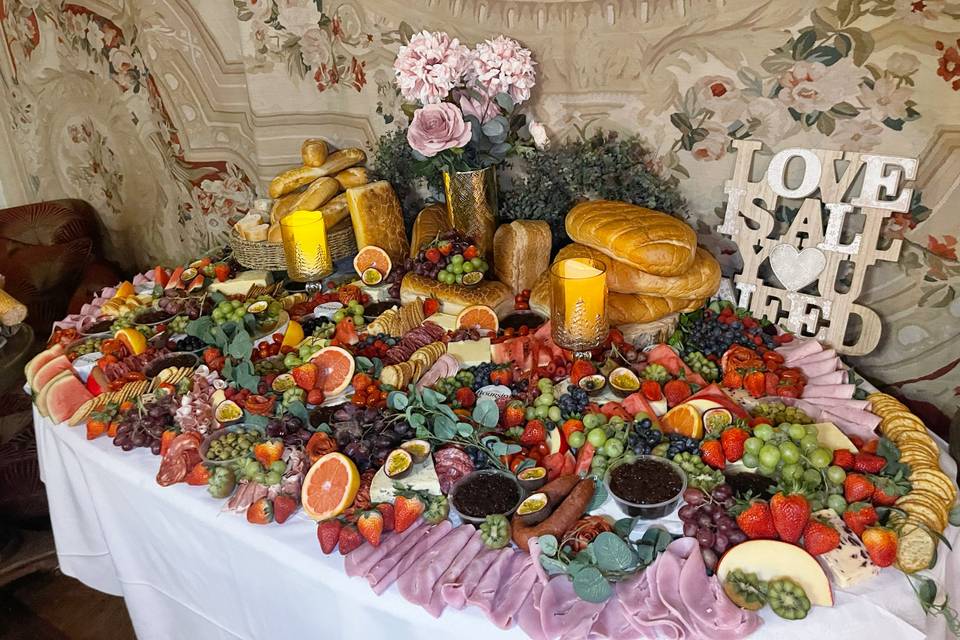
717, 140, 917, 356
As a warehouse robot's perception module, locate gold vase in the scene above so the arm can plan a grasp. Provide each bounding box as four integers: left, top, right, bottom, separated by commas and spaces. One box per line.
442, 167, 498, 259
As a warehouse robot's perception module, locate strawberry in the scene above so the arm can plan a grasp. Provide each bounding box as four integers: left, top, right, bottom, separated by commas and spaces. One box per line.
375, 503, 395, 531
423, 296, 441, 317
871, 473, 910, 507
333, 317, 359, 346
721, 370, 743, 389
394, 494, 425, 533
463, 245, 478, 260
520, 420, 547, 446
254, 440, 284, 469
338, 524, 364, 555
843, 502, 878, 536
861, 526, 898, 567
185, 462, 211, 486
770, 492, 810, 543
802, 519, 841, 556
489, 367, 513, 386
292, 363, 318, 390
844, 473, 875, 503
743, 371, 766, 398
437, 242, 452, 256
306, 388, 326, 405
663, 379, 692, 407
720, 426, 750, 462
569, 359, 597, 386
455, 387, 476, 408
86, 418, 108, 440
246, 497, 274, 525
273, 494, 297, 524
763, 371, 780, 396
699, 439, 725, 470
425, 248, 441, 263
214, 262, 230, 282
641, 380, 663, 402
357, 510, 384, 546
832, 449, 855, 471
317, 520, 342, 553
735, 500, 778, 539
853, 452, 886, 474
502, 400, 526, 428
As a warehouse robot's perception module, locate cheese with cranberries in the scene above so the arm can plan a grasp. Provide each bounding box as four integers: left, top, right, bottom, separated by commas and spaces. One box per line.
813, 509, 879, 588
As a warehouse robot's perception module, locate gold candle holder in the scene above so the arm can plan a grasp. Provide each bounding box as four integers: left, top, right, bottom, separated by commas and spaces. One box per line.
550, 257, 608, 357
280, 210, 332, 293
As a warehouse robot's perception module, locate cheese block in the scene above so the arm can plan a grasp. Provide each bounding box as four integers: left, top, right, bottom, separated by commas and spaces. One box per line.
370, 455, 442, 502
208, 271, 272, 296
400, 273, 513, 317
813, 422, 858, 453
493, 220, 552, 294
812, 509, 880, 588
345, 181, 410, 263
446, 338, 492, 366
410, 203, 451, 258
425, 312, 458, 332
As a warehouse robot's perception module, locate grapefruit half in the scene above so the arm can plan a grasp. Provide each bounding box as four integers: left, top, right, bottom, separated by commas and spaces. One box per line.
456, 304, 498, 333
311, 345, 355, 395
301, 452, 360, 521
353, 245, 392, 279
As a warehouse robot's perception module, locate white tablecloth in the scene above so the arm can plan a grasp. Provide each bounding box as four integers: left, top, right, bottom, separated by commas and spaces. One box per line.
34, 408, 960, 640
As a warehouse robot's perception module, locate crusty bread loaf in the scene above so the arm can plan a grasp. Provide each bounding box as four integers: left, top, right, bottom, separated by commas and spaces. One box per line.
269, 148, 366, 198
529, 271, 703, 326
271, 177, 340, 222
410, 204, 451, 257
565, 200, 696, 276
319, 193, 350, 228
554, 243, 720, 299
301, 139, 328, 167
493, 220, 552, 294
345, 181, 409, 263
335, 167, 368, 190
400, 273, 513, 317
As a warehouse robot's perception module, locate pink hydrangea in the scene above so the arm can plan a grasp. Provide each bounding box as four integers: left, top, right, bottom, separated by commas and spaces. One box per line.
394, 30, 470, 104
469, 36, 537, 103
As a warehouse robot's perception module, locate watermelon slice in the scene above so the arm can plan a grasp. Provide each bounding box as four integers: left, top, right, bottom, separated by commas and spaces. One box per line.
153, 266, 170, 288
31, 355, 73, 394
165, 266, 185, 290
47, 374, 95, 423
25, 344, 64, 389
621, 392, 664, 426
36, 371, 74, 417
646, 344, 708, 387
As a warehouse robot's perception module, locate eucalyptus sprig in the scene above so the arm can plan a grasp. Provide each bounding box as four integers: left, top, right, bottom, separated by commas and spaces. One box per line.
909, 574, 960, 636
385, 386, 520, 469
537, 524, 675, 603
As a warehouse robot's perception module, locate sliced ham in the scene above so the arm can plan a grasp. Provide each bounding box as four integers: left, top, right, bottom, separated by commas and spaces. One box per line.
776, 338, 821, 359
398, 524, 475, 608
344, 519, 425, 578
796, 356, 842, 379
787, 347, 836, 366
372, 520, 452, 595
366, 523, 436, 589
517, 581, 547, 640
465, 549, 517, 617
425, 529, 486, 617
540, 575, 605, 640
490, 555, 538, 629
806, 397, 869, 410
806, 370, 846, 386
440, 546, 500, 609
417, 354, 460, 390
803, 383, 855, 399
821, 410, 880, 441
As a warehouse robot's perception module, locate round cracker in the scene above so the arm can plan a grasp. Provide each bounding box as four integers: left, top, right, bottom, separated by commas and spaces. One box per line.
895, 521, 937, 573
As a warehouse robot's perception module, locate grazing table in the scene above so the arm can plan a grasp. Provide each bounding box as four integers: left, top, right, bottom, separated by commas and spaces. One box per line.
34, 406, 960, 640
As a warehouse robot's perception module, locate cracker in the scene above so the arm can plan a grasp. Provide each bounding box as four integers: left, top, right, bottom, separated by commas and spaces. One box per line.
895, 520, 937, 573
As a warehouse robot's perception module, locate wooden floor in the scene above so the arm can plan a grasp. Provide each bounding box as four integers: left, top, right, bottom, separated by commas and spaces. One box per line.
0, 571, 135, 640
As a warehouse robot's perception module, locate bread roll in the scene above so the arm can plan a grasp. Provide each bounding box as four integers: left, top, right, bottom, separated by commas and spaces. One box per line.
345, 181, 409, 263
335, 167, 368, 190
0, 289, 27, 326
400, 273, 513, 317
319, 193, 350, 229
493, 220, 552, 294
272, 177, 340, 222
554, 243, 720, 299
409, 204, 451, 257
269, 148, 366, 198
529, 272, 703, 326
243, 223, 269, 242
565, 200, 696, 276
301, 139, 328, 167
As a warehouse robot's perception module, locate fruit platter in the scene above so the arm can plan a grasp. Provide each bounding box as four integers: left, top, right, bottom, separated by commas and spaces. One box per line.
29, 185, 960, 639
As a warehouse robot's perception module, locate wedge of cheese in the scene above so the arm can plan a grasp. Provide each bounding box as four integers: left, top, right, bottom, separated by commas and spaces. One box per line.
345, 181, 409, 264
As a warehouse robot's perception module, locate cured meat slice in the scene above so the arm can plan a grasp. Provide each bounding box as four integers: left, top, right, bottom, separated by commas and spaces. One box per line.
803, 383, 855, 399
398, 524, 475, 607
539, 574, 605, 640
776, 338, 821, 359
489, 554, 539, 630
804, 397, 869, 410
796, 357, 842, 379
516, 581, 546, 640
366, 523, 436, 588
371, 520, 453, 595
440, 546, 499, 609
345, 519, 425, 577
425, 529, 486, 617
787, 347, 836, 366
156, 433, 202, 486
806, 370, 846, 386
465, 549, 517, 616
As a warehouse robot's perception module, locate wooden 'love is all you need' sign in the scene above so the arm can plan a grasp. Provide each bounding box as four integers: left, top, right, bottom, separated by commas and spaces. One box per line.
717, 140, 918, 356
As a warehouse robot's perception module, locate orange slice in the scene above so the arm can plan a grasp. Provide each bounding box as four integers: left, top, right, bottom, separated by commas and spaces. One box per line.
114, 328, 147, 355
281, 320, 304, 349
661, 404, 703, 439
113, 281, 135, 299
311, 345, 355, 395
301, 452, 360, 521
456, 304, 499, 333
353, 245, 392, 279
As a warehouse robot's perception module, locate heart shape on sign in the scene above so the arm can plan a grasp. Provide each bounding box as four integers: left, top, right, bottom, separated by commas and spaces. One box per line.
768, 244, 826, 291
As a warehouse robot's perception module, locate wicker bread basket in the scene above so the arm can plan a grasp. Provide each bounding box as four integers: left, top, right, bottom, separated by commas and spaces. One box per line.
229, 218, 357, 270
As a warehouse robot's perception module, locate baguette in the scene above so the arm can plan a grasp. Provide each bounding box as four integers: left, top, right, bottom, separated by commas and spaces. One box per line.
555, 243, 720, 299
334, 167, 368, 190
409, 204, 451, 257
272, 177, 340, 221
400, 273, 513, 317
0, 289, 27, 326
565, 200, 697, 276
319, 193, 350, 228
301, 138, 328, 167
269, 148, 366, 198
493, 220, 551, 294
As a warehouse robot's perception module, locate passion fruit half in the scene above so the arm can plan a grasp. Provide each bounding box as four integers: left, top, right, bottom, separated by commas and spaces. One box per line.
384, 448, 414, 479
361, 268, 383, 286
180, 267, 198, 283
516, 492, 551, 526
247, 300, 269, 314
578, 374, 607, 396
214, 399, 243, 425
703, 407, 733, 434
516, 466, 547, 492
609, 366, 640, 398
400, 439, 431, 464
461, 271, 483, 286
271, 373, 296, 393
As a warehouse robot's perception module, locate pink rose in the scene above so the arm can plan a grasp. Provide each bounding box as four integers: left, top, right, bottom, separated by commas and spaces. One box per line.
406, 103, 473, 157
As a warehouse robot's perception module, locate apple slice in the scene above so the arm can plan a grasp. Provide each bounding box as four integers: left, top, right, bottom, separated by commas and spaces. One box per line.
648, 398, 668, 416
716, 540, 834, 607
685, 398, 723, 414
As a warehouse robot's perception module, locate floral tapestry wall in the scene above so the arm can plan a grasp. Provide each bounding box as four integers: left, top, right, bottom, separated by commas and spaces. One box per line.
0, 0, 957, 429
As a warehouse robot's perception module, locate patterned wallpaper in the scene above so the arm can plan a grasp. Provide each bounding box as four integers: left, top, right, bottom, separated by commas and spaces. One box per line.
0, 0, 957, 428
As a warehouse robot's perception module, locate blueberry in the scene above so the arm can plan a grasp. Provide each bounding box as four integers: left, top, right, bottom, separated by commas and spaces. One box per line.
640, 418, 652, 429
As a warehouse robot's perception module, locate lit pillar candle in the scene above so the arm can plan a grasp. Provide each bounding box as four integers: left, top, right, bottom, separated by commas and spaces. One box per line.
280, 210, 333, 290
549, 258, 608, 354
